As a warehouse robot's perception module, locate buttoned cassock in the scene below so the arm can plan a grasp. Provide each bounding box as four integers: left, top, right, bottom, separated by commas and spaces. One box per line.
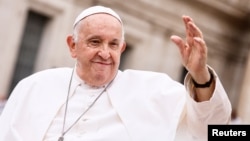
0, 67, 231, 141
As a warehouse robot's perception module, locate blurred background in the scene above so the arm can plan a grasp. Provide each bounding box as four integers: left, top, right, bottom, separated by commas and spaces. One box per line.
0, 0, 249, 123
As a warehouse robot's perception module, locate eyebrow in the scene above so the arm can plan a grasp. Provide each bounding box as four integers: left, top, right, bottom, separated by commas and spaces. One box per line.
86, 35, 121, 42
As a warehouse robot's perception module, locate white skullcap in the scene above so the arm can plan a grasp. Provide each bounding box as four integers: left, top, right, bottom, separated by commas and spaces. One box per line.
73, 5, 122, 28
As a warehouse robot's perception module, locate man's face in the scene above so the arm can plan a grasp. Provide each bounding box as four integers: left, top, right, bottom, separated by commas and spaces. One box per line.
68, 14, 125, 87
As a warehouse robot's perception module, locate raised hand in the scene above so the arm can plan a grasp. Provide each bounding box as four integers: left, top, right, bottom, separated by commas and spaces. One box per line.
170, 15, 210, 84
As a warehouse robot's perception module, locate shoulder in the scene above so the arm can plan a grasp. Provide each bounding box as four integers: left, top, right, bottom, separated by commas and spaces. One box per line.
19, 67, 73, 85
8, 67, 73, 99
120, 69, 172, 80
112, 69, 185, 99
32, 67, 72, 76
118, 69, 183, 87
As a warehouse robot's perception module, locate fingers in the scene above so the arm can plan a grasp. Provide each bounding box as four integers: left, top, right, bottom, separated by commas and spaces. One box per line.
182, 15, 203, 46
170, 16, 207, 53
170, 35, 185, 50
170, 35, 186, 56
194, 37, 207, 54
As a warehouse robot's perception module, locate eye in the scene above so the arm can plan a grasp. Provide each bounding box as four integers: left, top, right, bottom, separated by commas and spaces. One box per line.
88, 39, 101, 47
109, 42, 119, 50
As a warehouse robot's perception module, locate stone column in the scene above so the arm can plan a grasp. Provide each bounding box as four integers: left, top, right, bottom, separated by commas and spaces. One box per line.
0, 0, 28, 98
238, 29, 250, 124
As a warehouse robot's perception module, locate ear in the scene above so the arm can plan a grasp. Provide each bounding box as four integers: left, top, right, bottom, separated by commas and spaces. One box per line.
121, 42, 126, 53
67, 35, 77, 58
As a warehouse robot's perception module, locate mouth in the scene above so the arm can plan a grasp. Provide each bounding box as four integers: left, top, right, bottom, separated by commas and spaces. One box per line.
92, 61, 112, 73
92, 61, 113, 68
95, 61, 112, 65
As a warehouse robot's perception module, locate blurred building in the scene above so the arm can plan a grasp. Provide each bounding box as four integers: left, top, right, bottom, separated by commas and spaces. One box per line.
0, 0, 250, 123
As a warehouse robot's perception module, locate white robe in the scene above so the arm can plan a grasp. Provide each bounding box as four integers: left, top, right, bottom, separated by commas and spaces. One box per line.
0, 67, 232, 141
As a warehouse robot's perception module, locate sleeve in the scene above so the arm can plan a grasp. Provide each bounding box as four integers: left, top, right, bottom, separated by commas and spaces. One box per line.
174, 66, 232, 141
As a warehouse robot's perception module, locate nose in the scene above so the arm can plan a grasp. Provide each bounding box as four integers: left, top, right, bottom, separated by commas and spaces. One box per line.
97, 45, 111, 60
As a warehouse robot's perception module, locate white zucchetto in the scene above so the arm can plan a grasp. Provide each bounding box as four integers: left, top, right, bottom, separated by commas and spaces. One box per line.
73, 5, 122, 28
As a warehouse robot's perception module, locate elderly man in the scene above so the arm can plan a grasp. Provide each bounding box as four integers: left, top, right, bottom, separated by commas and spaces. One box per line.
0, 5, 231, 141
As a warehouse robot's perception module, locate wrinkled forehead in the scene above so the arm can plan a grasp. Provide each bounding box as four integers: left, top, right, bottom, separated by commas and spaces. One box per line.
73, 5, 123, 28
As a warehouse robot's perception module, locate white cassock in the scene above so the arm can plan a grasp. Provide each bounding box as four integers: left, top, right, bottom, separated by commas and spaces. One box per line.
0, 67, 231, 141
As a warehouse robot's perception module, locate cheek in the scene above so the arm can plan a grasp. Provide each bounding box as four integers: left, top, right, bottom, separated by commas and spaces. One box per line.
70, 50, 77, 58
112, 52, 122, 63
77, 48, 97, 60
